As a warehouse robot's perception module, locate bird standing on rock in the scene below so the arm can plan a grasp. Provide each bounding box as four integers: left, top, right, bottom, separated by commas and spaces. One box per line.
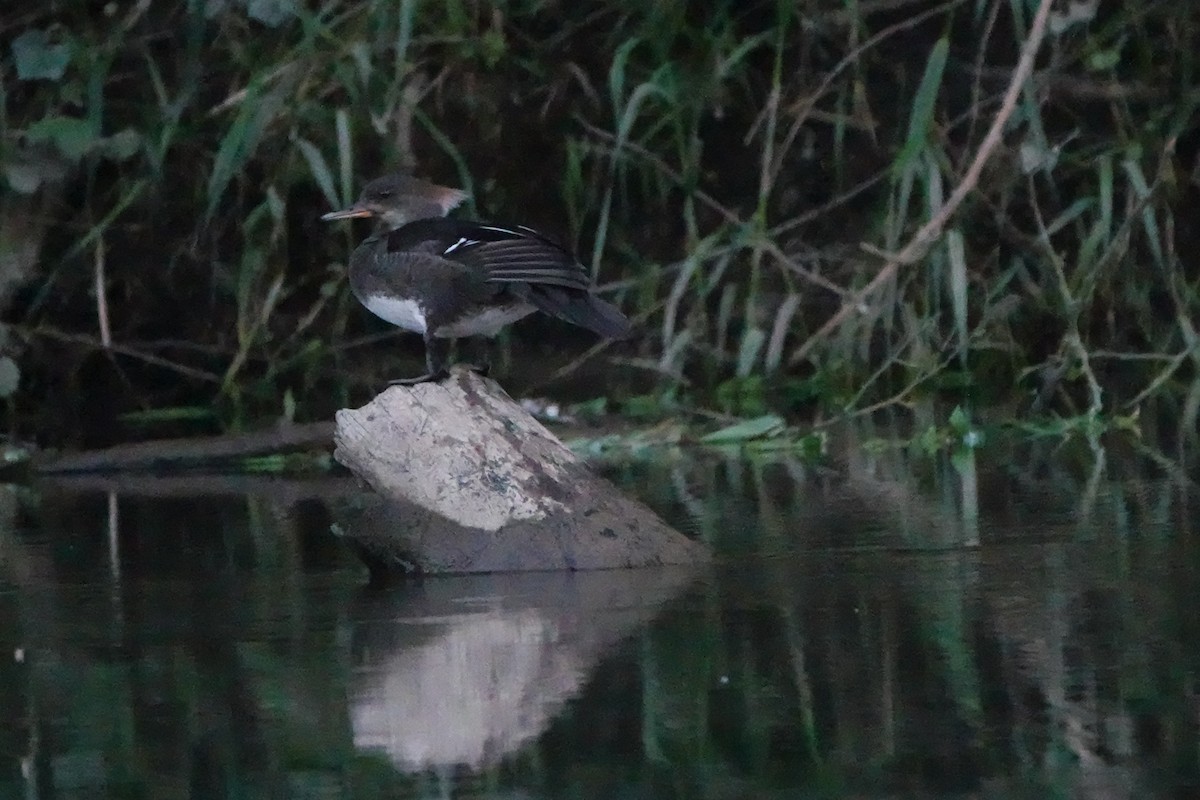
321, 173, 631, 385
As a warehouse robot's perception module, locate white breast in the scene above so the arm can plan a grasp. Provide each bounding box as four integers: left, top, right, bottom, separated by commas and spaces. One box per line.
363, 295, 428, 334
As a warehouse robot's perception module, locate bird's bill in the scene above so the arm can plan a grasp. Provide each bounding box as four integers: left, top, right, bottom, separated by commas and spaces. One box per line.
320, 205, 374, 221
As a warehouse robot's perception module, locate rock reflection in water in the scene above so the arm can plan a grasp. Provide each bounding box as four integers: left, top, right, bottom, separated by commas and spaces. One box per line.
351, 609, 571, 770
346, 568, 701, 772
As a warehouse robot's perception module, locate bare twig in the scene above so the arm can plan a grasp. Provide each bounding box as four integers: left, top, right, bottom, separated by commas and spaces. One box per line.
22, 327, 222, 384
788, 0, 1057, 367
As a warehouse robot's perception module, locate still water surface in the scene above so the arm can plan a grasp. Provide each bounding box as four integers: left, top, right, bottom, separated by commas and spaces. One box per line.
1, 442, 1197, 798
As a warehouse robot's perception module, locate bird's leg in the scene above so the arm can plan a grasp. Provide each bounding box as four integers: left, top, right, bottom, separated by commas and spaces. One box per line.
457, 337, 491, 378
388, 335, 450, 386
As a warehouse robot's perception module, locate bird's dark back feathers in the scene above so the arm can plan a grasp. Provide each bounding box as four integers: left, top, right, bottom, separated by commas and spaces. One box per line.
385, 218, 589, 290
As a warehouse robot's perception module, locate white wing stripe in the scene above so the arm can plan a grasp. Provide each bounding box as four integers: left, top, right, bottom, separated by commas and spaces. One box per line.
476, 224, 524, 236
443, 237, 480, 254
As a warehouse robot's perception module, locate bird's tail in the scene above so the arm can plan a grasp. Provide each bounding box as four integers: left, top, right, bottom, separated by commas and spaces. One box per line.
527, 287, 633, 339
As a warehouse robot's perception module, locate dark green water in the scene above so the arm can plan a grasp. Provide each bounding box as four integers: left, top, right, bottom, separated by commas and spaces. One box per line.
1, 442, 1198, 799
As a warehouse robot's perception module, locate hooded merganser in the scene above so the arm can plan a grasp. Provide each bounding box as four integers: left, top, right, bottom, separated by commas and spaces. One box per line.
321, 173, 632, 385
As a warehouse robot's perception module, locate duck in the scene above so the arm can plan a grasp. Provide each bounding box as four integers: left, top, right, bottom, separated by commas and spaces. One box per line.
321, 173, 631, 384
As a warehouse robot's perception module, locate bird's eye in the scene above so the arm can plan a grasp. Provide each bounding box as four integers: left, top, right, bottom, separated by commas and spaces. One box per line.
376, 190, 393, 199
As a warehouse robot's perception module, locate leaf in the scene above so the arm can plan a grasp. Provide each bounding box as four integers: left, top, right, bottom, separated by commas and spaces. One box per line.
1045, 197, 1094, 236
4, 154, 69, 194
247, 0, 295, 27
569, 396, 608, 417
608, 38, 641, 113
701, 414, 785, 444
736, 327, 766, 377
1050, 0, 1099, 34
336, 108, 352, 205
911, 37, 950, 120
1086, 48, 1120, 72
716, 33, 770, 79
716, 375, 766, 417
11, 30, 72, 81
622, 392, 667, 420
0, 357, 19, 398
295, 137, 338, 209
206, 76, 289, 220
1098, 153, 1113, 238
949, 404, 970, 433
892, 37, 949, 174
1123, 158, 1164, 269
481, 28, 506, 68
1019, 136, 1057, 174
4, 163, 43, 194
96, 128, 142, 161
282, 388, 296, 423
24, 116, 98, 161
946, 228, 968, 357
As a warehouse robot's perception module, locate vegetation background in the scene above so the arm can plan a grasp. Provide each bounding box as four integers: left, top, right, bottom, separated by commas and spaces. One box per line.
2, 0, 1198, 448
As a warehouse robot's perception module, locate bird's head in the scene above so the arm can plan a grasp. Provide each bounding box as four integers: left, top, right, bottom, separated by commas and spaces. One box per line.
320, 173, 468, 229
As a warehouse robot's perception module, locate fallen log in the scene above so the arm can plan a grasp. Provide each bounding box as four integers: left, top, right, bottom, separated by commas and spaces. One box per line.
32, 421, 334, 474
333, 367, 708, 575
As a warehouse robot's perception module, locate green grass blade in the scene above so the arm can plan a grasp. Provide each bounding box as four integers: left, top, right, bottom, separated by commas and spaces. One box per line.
295, 137, 338, 209
336, 107, 353, 204
205, 77, 289, 221
1098, 153, 1113, 241
892, 37, 948, 174
1123, 158, 1164, 269
609, 38, 641, 115
1045, 197, 1095, 237
736, 327, 766, 377
946, 228, 968, 363
701, 414, 785, 443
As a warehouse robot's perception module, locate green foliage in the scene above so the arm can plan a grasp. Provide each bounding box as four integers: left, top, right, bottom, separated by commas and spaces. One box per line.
1, 0, 1198, 442
701, 413, 785, 444
10, 29, 73, 81
917, 405, 985, 457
